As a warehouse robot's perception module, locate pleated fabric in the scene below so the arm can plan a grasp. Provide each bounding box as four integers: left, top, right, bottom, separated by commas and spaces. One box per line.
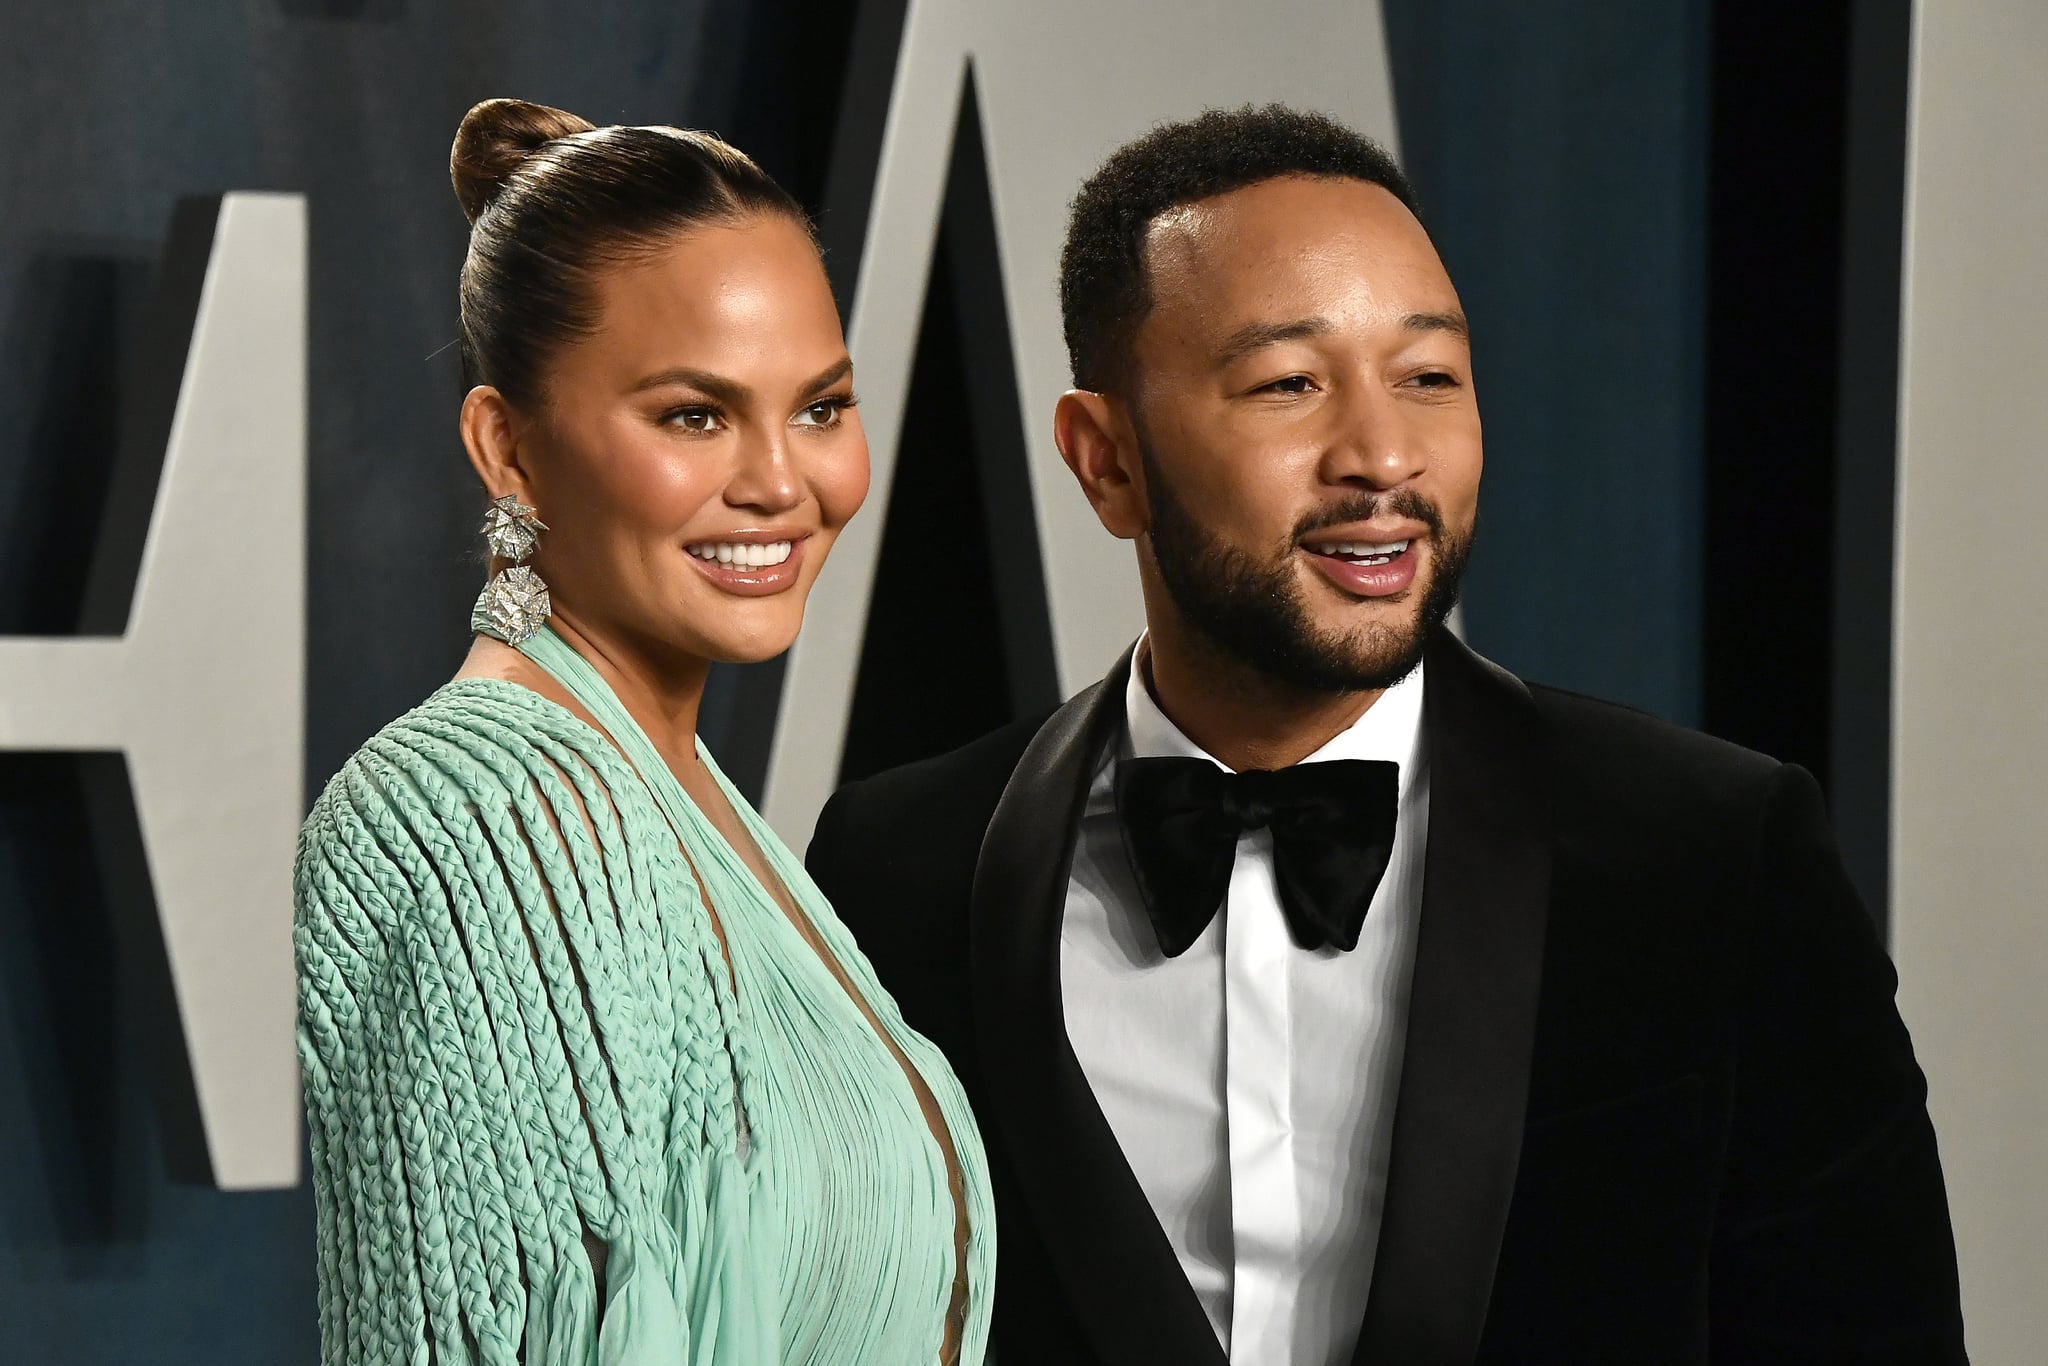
294, 626, 994, 1366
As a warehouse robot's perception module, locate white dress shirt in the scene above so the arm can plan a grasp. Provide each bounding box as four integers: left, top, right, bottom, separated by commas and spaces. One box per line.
1059, 653, 1430, 1366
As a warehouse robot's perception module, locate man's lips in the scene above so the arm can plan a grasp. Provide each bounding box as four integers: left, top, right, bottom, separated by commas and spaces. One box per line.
1300, 536, 1423, 599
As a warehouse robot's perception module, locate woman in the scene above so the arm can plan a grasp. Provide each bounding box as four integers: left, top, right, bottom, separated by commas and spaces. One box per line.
294, 99, 991, 1366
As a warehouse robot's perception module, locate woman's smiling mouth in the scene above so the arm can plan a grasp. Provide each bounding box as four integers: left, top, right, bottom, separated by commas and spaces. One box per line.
682, 533, 809, 595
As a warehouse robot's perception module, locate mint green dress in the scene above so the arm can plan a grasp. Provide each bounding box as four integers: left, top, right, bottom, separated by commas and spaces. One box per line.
294, 627, 993, 1365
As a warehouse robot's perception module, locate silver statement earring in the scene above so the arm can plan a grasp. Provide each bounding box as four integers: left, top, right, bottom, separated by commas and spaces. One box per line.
470, 494, 551, 644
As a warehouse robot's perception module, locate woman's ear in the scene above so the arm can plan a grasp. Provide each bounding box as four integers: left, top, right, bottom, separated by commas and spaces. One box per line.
459, 385, 536, 504
1054, 389, 1148, 540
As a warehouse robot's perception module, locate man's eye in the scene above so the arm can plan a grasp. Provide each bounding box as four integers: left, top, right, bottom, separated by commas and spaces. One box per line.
1261, 375, 1315, 394
1409, 371, 1459, 389
667, 406, 724, 433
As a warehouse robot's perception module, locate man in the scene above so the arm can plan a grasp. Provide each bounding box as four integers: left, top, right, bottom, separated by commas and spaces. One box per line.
805, 106, 1964, 1365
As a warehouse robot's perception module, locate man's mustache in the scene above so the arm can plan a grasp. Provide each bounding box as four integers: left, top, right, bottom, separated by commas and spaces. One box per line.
1291, 488, 1446, 541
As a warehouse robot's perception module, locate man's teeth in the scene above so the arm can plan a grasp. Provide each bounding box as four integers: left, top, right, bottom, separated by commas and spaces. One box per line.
687, 540, 793, 569
1316, 539, 1411, 564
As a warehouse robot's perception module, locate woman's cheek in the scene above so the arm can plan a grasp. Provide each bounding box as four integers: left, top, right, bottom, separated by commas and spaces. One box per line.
813, 428, 872, 530
627, 457, 723, 536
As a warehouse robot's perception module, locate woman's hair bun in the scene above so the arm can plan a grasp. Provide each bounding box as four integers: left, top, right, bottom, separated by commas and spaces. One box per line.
450, 98, 597, 224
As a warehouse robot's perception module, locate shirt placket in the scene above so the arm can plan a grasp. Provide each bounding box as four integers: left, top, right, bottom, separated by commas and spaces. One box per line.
1223, 825, 1300, 1362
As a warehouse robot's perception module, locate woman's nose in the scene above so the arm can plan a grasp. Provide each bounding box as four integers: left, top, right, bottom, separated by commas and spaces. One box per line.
726, 429, 803, 512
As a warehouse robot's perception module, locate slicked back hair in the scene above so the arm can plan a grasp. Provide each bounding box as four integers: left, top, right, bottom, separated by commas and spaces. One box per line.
451, 98, 811, 409
1059, 104, 1419, 397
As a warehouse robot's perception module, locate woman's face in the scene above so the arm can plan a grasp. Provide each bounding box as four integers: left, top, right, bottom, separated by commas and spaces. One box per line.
508, 212, 868, 667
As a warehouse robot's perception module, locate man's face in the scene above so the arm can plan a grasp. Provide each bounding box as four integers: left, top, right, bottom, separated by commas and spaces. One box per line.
1125, 174, 1481, 693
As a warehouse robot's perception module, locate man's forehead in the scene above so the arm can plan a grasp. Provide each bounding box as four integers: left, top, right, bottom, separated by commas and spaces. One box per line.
1142, 176, 1420, 264
1137, 177, 1454, 333
1142, 200, 1222, 261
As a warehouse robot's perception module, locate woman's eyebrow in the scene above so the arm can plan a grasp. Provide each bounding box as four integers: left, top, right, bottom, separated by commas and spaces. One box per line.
798, 356, 854, 396
631, 366, 748, 406
630, 355, 853, 405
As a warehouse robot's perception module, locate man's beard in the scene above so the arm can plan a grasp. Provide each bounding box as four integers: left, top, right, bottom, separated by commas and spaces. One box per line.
1139, 440, 1473, 695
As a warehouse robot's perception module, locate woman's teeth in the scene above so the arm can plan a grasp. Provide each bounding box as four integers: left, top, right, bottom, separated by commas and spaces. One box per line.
688, 540, 792, 569
1318, 539, 1411, 565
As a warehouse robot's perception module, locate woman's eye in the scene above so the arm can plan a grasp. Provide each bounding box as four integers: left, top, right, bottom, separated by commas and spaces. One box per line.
667, 406, 724, 433
792, 397, 852, 428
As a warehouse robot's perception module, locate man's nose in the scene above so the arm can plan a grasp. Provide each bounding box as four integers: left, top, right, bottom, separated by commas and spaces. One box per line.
1319, 387, 1426, 489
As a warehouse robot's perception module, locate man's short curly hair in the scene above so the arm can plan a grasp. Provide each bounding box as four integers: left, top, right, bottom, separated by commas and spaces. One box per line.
1059, 104, 1418, 396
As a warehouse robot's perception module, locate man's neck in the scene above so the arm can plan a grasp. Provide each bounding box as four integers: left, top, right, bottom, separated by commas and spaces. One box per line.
1141, 629, 1383, 773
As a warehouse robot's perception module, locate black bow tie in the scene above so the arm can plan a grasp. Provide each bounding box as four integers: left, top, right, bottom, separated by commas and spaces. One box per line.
1112, 756, 1400, 958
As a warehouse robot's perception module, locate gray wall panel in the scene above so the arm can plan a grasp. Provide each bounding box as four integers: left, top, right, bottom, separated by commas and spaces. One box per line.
1892, 1, 2048, 1356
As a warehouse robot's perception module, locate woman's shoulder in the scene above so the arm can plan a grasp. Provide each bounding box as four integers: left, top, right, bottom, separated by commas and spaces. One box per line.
294, 679, 672, 971
299, 680, 653, 893
318, 677, 627, 805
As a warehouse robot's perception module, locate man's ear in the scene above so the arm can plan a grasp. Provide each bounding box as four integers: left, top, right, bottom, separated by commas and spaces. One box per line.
459, 385, 538, 506
1054, 389, 1148, 540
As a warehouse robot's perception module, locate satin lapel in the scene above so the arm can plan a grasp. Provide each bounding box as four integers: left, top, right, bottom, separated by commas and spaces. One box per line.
972, 649, 1229, 1366
1352, 632, 1554, 1365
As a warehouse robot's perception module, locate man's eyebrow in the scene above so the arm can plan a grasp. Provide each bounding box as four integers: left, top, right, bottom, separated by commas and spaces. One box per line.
1404, 310, 1470, 341
1212, 317, 1331, 368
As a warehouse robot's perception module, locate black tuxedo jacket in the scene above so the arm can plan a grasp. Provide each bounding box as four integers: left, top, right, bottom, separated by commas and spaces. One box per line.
805, 632, 1966, 1364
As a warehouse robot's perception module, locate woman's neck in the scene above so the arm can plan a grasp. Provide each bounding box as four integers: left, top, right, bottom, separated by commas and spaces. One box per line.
459, 605, 712, 777
546, 609, 712, 773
